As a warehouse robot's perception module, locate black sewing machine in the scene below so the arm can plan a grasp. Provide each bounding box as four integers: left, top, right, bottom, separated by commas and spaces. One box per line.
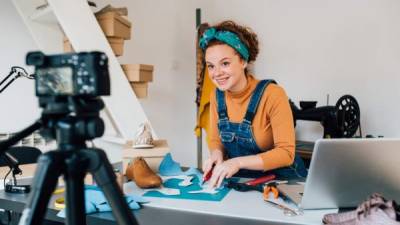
290, 95, 360, 138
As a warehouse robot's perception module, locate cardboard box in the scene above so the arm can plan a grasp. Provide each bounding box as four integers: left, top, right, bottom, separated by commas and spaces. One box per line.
107, 37, 124, 56
96, 11, 132, 40
63, 36, 124, 56
130, 82, 148, 98
122, 64, 154, 82
63, 37, 74, 53
123, 139, 170, 173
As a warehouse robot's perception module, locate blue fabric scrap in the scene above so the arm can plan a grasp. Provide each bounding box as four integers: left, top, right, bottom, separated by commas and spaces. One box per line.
159, 153, 203, 181
158, 153, 183, 176
144, 176, 238, 201
57, 185, 148, 218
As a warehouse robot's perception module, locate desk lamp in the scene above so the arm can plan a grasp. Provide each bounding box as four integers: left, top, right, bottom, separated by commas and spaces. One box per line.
0, 66, 34, 94
1, 151, 30, 193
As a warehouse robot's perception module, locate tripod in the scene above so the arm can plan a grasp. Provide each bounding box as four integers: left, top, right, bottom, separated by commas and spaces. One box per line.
0, 97, 139, 225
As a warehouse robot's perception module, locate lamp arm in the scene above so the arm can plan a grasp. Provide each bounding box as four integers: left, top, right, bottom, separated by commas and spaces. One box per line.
0, 66, 34, 94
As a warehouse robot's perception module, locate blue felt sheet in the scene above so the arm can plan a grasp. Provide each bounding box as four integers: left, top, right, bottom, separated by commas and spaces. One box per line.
143, 175, 238, 201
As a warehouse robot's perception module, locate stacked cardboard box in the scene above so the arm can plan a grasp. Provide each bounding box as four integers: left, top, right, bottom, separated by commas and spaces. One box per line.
96, 11, 131, 39
95, 11, 131, 56
64, 36, 125, 56
63, 10, 131, 56
122, 139, 170, 173
62, 5, 155, 99
122, 64, 154, 98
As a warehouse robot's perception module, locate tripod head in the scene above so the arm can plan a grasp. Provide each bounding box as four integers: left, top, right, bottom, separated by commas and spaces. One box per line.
38, 97, 105, 150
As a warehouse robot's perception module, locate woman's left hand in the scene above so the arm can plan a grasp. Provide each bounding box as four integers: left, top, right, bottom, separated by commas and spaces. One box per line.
209, 158, 242, 188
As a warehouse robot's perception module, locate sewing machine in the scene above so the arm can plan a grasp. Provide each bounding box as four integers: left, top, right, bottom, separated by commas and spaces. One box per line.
290, 95, 361, 138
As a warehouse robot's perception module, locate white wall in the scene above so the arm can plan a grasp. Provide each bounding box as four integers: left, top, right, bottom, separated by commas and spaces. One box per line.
206, 0, 400, 142
0, 0, 40, 133
92, 0, 212, 166
2, 0, 400, 168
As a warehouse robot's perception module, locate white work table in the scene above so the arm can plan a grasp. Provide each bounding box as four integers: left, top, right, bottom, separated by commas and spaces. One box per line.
0, 164, 337, 225
124, 181, 337, 225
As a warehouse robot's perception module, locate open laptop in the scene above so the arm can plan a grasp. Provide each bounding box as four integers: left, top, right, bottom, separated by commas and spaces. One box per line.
279, 138, 400, 209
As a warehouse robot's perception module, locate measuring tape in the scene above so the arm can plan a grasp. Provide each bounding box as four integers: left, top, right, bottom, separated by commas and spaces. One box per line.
53, 188, 65, 209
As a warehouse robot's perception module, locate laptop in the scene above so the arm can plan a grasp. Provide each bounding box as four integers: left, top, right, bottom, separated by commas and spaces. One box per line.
278, 138, 400, 209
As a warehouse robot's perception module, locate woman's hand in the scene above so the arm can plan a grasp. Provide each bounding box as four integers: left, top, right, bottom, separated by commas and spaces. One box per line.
202, 150, 224, 179
209, 158, 242, 188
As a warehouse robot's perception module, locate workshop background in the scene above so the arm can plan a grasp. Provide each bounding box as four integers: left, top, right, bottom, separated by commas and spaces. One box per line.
0, 0, 399, 167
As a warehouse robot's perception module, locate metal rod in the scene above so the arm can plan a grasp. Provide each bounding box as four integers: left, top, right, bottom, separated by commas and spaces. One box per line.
196, 8, 203, 169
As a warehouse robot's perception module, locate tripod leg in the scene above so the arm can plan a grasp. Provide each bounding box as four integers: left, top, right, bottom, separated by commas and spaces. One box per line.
18, 151, 65, 225
81, 148, 139, 225
64, 152, 88, 225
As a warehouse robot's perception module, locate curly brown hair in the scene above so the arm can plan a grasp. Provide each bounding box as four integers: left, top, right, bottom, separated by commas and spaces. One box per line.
199, 20, 259, 63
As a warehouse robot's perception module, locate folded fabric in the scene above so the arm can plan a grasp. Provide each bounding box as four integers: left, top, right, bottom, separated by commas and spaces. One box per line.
158, 153, 202, 182
57, 185, 148, 218
158, 153, 182, 176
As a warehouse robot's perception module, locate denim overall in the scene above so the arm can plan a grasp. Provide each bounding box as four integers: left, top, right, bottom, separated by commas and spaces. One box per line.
216, 80, 308, 179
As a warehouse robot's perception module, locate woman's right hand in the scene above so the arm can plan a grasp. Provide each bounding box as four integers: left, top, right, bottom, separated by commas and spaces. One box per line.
202, 150, 224, 176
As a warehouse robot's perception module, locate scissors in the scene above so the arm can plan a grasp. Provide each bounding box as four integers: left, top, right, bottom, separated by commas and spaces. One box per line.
226, 180, 287, 200
263, 182, 280, 199
226, 180, 301, 216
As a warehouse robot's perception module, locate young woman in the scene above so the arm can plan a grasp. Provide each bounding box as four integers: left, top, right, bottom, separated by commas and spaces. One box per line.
200, 21, 307, 188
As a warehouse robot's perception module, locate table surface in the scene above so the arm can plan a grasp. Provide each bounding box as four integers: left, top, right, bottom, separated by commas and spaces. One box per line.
0, 178, 337, 225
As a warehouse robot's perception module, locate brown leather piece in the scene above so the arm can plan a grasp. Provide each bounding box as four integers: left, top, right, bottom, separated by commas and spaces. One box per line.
125, 157, 162, 188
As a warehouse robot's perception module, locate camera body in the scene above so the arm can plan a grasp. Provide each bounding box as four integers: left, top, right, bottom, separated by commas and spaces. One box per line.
26, 51, 110, 97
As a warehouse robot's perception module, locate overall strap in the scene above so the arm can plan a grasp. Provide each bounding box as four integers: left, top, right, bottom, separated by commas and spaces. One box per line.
216, 89, 228, 120
243, 79, 277, 124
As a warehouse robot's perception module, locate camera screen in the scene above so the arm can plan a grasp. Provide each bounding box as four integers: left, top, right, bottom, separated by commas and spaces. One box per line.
36, 67, 74, 95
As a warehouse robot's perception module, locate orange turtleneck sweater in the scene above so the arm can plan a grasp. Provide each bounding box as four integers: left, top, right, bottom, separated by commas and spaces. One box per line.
208, 75, 295, 171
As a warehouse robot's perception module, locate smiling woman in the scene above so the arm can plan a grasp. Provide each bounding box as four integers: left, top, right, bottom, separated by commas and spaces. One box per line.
199, 21, 308, 188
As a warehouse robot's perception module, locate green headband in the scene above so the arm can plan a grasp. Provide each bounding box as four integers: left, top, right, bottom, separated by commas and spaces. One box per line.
199, 28, 249, 61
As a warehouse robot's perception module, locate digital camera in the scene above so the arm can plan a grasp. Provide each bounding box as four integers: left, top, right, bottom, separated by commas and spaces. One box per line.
26, 51, 110, 97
